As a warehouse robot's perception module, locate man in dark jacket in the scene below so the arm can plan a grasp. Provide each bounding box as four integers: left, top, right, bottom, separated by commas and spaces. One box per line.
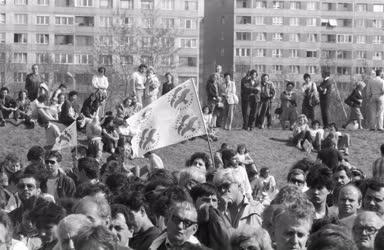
59, 91, 78, 125
25, 64, 43, 101
243, 70, 261, 130
318, 71, 333, 128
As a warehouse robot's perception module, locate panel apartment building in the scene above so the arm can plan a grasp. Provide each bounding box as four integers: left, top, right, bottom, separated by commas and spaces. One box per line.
203, 0, 384, 83
0, 0, 203, 94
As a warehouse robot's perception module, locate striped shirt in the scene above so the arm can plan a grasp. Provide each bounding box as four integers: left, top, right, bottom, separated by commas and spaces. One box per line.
373, 157, 384, 179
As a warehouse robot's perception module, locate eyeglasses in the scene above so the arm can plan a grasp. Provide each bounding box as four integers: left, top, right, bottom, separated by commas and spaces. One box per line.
171, 215, 196, 229
289, 178, 305, 185
45, 160, 56, 165
353, 226, 379, 236
17, 183, 36, 190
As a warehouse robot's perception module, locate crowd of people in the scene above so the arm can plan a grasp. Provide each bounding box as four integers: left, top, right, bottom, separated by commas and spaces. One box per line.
0, 63, 383, 249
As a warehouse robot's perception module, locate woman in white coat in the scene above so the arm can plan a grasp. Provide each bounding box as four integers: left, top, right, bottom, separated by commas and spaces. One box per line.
223, 73, 238, 130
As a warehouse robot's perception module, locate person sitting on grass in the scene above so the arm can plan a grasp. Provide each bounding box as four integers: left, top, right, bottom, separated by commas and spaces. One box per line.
290, 114, 310, 149
101, 116, 119, 154
235, 144, 254, 167
15, 90, 35, 128
324, 123, 351, 156
201, 105, 218, 141
0, 87, 17, 126
37, 116, 60, 150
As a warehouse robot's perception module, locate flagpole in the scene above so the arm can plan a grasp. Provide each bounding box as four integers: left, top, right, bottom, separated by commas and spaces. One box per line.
190, 79, 216, 168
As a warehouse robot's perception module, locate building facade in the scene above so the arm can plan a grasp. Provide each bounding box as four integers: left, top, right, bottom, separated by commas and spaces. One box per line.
0, 0, 203, 95
204, 0, 384, 83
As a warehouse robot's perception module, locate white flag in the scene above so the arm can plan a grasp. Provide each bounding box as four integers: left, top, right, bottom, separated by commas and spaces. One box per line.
127, 79, 206, 157
52, 121, 77, 151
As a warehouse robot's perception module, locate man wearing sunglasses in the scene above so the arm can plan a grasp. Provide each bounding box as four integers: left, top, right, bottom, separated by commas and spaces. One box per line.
149, 201, 202, 250
43, 151, 76, 200
353, 211, 384, 250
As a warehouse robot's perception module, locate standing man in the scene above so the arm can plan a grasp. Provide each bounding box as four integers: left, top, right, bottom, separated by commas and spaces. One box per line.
244, 70, 261, 131
318, 70, 333, 128
241, 71, 251, 130
367, 69, 384, 131
256, 74, 275, 129
131, 64, 147, 105
25, 64, 43, 102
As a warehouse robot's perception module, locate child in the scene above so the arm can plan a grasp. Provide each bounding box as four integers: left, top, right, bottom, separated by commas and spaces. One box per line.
290, 114, 310, 150
343, 81, 365, 129
202, 105, 217, 141
236, 144, 254, 167
259, 167, 277, 205
280, 81, 298, 130
101, 116, 119, 154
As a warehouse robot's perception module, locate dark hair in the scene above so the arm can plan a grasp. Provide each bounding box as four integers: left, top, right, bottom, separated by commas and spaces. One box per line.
202, 105, 211, 114
312, 120, 320, 127
18, 90, 28, 100
365, 178, 384, 193
152, 185, 193, 217
115, 191, 146, 212
286, 81, 295, 87
308, 224, 357, 250
71, 145, 88, 156
138, 64, 147, 70
236, 144, 247, 154
260, 167, 270, 177
105, 174, 129, 194
333, 165, 352, 178
98, 67, 106, 74
307, 167, 334, 191
287, 168, 305, 182
328, 123, 338, 131
381, 144, 384, 155
0, 87, 9, 93
224, 72, 231, 78
322, 70, 331, 77
186, 152, 210, 170
68, 91, 78, 98
190, 183, 218, 202
102, 116, 114, 128
220, 143, 228, 150
59, 84, 67, 89
376, 69, 382, 77
45, 150, 62, 162
221, 149, 237, 164
303, 73, 311, 80
291, 158, 318, 174
27, 146, 45, 162
29, 199, 66, 228
249, 69, 258, 76
110, 203, 130, 224
147, 169, 177, 185
78, 157, 100, 180
18, 173, 41, 188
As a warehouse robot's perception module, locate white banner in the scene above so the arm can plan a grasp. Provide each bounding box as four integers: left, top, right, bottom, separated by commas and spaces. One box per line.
52, 121, 77, 151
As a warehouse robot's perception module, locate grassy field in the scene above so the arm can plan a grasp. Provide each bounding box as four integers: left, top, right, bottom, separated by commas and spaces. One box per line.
0, 122, 382, 186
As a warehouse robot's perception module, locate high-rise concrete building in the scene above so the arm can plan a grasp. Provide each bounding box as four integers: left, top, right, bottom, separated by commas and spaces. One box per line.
203, 0, 384, 83
0, 0, 203, 95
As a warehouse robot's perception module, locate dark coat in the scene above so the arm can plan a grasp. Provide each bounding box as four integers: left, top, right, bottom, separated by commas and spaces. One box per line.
318, 78, 333, 99
243, 79, 261, 102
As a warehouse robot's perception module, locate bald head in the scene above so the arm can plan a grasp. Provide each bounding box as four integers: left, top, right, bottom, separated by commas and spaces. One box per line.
337, 185, 362, 219
74, 196, 111, 227
353, 211, 384, 250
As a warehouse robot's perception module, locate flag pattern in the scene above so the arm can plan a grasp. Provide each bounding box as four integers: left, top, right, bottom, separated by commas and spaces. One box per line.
52, 121, 77, 151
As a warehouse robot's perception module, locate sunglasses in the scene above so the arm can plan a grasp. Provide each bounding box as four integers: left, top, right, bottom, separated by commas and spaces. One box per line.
171, 215, 196, 229
17, 183, 36, 190
45, 160, 57, 165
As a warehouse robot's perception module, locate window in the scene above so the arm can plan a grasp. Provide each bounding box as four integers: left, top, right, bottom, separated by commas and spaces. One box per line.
75, 16, 94, 26
143, 18, 153, 28
373, 20, 383, 29
36, 53, 49, 64
180, 38, 197, 48
356, 35, 366, 44
161, 0, 174, 10
100, 16, 112, 27
356, 4, 367, 12
373, 5, 384, 12
75, 0, 93, 7
99, 55, 112, 65
289, 17, 299, 26
14, 72, 27, 83
36, 34, 49, 44
307, 34, 318, 42
337, 67, 350, 75
272, 65, 283, 74
255, 32, 266, 41
179, 56, 197, 67
254, 48, 265, 57
254, 1, 266, 8
306, 66, 317, 74
163, 18, 175, 28
272, 33, 283, 41
14, 14, 28, 24
236, 16, 251, 24
37, 0, 49, 5
355, 19, 365, 28
162, 57, 173, 66
254, 16, 264, 25
120, 0, 133, 9
181, 19, 197, 29
254, 65, 266, 73
355, 67, 366, 74
373, 52, 383, 60
99, 35, 112, 45
306, 50, 317, 58
289, 65, 300, 74
236, 32, 251, 41
0, 33, 4, 43
235, 48, 251, 57
55, 16, 74, 25
289, 33, 300, 42
100, 0, 112, 8
55, 35, 74, 45
14, 0, 27, 5
336, 34, 352, 43
220, 48, 225, 57
290, 2, 301, 10
272, 49, 282, 57
272, 17, 283, 25
14, 52, 27, 63
185, 0, 197, 10
76, 35, 93, 46
0, 13, 4, 24
306, 18, 316, 26
236, 0, 251, 8
307, 2, 316, 10
36, 15, 49, 25
140, 55, 152, 65
55, 53, 74, 64
272, 1, 283, 9
289, 49, 298, 58
336, 51, 351, 59
356, 51, 366, 59
373, 36, 382, 44
14, 33, 27, 43
141, 0, 153, 9
75, 54, 93, 65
